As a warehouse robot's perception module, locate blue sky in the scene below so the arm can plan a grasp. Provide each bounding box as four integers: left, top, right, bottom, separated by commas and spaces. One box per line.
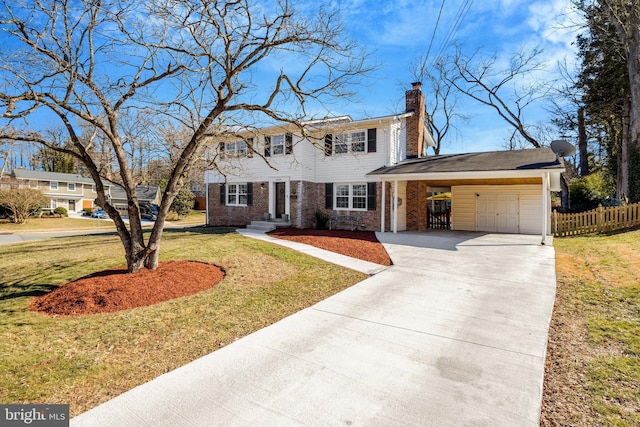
2, 0, 583, 169
322, 0, 582, 154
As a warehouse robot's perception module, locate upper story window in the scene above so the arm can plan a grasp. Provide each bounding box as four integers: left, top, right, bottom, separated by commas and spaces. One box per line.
264, 133, 292, 157
335, 131, 365, 154
324, 128, 376, 156
50, 181, 59, 190
92, 184, 97, 193
222, 140, 248, 158
68, 183, 76, 191
29, 180, 38, 189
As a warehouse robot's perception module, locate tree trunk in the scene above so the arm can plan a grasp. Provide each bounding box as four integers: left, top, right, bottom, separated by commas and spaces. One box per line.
578, 107, 589, 176
628, 3, 640, 153
620, 101, 630, 198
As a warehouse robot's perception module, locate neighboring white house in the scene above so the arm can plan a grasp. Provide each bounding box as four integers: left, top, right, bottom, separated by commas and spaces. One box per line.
4, 169, 113, 214
205, 83, 566, 239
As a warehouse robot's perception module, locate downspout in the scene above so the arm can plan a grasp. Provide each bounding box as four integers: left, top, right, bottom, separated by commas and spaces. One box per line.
205, 176, 209, 226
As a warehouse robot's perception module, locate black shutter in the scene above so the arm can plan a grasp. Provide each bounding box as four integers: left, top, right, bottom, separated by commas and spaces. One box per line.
367, 182, 377, 210
285, 132, 293, 155
219, 184, 226, 205
247, 183, 253, 206
264, 136, 271, 157
246, 137, 254, 158
324, 134, 332, 156
325, 183, 333, 209
367, 128, 377, 153
219, 142, 226, 159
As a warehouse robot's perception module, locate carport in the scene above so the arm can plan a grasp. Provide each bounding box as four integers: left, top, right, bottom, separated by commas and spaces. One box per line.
368, 148, 565, 243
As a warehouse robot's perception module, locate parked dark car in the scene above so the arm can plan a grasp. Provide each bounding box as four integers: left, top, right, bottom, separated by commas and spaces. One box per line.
140, 203, 159, 221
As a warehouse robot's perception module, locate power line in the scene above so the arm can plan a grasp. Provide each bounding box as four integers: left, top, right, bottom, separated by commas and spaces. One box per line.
423, 0, 447, 65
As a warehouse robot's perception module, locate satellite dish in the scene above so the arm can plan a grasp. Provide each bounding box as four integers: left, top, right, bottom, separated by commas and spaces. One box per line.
550, 140, 576, 157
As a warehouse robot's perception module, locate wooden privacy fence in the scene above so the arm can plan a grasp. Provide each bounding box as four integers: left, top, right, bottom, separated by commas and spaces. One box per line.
551, 202, 640, 237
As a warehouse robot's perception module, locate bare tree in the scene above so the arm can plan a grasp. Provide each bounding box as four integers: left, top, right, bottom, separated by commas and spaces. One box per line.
411, 56, 469, 155
0, 0, 370, 272
448, 46, 557, 148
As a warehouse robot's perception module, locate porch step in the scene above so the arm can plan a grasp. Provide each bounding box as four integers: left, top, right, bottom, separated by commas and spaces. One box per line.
246, 220, 291, 232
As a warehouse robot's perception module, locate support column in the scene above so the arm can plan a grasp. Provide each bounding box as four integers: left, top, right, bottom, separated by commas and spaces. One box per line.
381, 180, 386, 233
541, 173, 548, 245
393, 180, 398, 233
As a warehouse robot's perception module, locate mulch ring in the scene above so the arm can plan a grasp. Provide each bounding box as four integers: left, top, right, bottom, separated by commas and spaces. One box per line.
268, 228, 392, 266
30, 261, 224, 316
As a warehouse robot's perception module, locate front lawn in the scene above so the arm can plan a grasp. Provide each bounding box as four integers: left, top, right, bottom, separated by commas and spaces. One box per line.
542, 229, 640, 426
0, 227, 366, 416
0, 216, 118, 232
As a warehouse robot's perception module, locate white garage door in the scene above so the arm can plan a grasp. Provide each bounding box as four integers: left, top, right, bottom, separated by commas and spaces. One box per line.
476, 194, 519, 233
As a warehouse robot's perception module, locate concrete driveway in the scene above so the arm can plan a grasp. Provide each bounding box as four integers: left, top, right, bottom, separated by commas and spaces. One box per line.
72, 231, 557, 427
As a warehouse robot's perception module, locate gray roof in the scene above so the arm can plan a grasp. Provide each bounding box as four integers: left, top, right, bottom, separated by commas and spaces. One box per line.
110, 184, 160, 204
11, 169, 111, 186
368, 148, 565, 176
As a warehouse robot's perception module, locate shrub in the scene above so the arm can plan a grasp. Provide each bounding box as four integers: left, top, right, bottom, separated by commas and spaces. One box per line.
313, 209, 329, 229
53, 207, 68, 216
0, 188, 49, 224
568, 172, 617, 212
170, 187, 195, 219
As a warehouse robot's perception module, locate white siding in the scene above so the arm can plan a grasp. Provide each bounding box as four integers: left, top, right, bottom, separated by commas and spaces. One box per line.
451, 185, 544, 235
205, 121, 404, 186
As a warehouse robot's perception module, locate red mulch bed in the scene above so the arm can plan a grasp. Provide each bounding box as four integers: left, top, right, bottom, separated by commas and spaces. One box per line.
268, 228, 392, 266
30, 261, 224, 316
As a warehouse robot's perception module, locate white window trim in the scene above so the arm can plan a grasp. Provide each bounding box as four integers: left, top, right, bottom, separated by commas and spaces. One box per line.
68, 183, 76, 191
333, 130, 366, 155
271, 134, 286, 156
224, 141, 248, 158
226, 183, 248, 206
50, 181, 59, 190
92, 184, 97, 193
29, 180, 38, 189
334, 183, 368, 211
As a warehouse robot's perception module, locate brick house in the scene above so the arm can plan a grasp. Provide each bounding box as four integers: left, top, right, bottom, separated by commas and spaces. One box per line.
205, 83, 565, 240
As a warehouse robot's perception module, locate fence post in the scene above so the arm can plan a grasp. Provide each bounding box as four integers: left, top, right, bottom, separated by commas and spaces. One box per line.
596, 204, 604, 233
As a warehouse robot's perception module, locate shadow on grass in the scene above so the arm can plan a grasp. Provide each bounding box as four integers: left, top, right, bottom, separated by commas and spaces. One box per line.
162, 226, 238, 236
0, 284, 59, 301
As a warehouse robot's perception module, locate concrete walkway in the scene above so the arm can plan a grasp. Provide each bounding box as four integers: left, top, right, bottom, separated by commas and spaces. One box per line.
72, 230, 557, 427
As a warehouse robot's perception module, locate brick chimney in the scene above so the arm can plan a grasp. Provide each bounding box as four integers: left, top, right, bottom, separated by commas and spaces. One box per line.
405, 82, 425, 159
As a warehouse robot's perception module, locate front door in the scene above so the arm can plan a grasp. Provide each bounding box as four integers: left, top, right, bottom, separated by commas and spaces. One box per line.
275, 182, 286, 218
68, 200, 76, 212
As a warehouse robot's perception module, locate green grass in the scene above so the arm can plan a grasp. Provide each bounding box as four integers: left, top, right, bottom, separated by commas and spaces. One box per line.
0, 210, 206, 232
0, 216, 118, 232
543, 229, 640, 426
0, 227, 367, 415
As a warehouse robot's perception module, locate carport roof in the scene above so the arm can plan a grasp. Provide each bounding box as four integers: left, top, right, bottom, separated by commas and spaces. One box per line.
368, 147, 564, 176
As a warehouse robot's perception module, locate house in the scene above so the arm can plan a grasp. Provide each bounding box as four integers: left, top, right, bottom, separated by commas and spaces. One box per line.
110, 184, 161, 215
2, 169, 113, 214
205, 83, 565, 240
